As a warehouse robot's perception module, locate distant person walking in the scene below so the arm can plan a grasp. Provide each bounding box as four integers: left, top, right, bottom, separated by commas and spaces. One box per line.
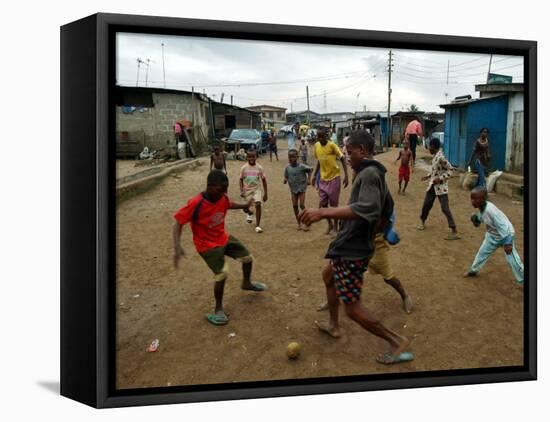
288, 122, 300, 151
467, 128, 491, 188
404, 118, 423, 165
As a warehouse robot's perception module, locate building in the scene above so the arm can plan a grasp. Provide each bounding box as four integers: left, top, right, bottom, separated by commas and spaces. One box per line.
440, 83, 523, 173
287, 110, 323, 124
211, 101, 262, 139
322, 112, 355, 122
246, 105, 287, 124
114, 86, 211, 158
476, 83, 524, 173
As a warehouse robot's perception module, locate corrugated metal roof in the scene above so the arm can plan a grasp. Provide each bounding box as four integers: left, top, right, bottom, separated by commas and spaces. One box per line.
439, 94, 508, 109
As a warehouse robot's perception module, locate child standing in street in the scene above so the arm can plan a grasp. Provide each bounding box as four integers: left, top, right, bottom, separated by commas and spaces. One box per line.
240, 150, 268, 233
299, 137, 309, 164
172, 170, 267, 326
464, 186, 524, 284
395, 139, 413, 194
210, 144, 227, 173
417, 137, 460, 240
284, 149, 313, 231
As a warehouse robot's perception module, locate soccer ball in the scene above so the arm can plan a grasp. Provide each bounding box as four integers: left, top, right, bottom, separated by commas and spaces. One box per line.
286, 342, 301, 359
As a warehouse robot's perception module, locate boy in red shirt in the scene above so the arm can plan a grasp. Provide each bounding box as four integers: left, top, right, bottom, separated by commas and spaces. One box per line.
173, 170, 267, 326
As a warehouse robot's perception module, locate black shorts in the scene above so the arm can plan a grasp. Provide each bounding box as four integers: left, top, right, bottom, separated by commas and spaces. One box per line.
269, 143, 278, 152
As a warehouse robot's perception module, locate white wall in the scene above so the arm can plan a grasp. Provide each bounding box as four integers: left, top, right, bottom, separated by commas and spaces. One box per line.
505, 92, 524, 171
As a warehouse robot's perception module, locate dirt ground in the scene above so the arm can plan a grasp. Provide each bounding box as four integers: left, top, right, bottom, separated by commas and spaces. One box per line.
116, 145, 524, 390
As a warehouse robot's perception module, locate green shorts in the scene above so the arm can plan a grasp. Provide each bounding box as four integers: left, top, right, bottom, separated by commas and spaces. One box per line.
199, 235, 252, 281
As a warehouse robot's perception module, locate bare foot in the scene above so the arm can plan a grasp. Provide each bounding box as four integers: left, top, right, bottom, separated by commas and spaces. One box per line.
403, 295, 413, 314
316, 302, 329, 311
463, 271, 477, 278
315, 320, 341, 338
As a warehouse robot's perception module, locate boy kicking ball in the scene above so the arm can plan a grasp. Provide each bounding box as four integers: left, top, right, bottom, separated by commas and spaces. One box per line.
173, 170, 267, 326
300, 130, 413, 365
464, 186, 524, 285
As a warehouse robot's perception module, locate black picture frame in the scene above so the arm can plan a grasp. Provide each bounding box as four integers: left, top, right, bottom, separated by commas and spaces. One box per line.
61, 12, 537, 408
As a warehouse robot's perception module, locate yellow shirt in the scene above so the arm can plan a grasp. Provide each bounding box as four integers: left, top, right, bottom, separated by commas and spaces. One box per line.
314, 141, 343, 181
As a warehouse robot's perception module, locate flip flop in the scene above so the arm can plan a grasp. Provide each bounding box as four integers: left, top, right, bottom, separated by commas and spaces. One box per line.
376, 351, 414, 365
206, 314, 229, 325
242, 282, 267, 292
444, 233, 461, 240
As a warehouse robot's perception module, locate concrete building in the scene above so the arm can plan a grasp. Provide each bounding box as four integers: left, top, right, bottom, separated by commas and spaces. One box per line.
115, 87, 211, 158
246, 105, 287, 123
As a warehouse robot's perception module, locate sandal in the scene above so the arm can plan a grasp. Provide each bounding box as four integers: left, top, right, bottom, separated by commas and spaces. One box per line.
206, 313, 229, 325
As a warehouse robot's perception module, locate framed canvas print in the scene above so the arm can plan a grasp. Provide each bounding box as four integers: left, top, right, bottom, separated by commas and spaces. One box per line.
60, 13, 537, 408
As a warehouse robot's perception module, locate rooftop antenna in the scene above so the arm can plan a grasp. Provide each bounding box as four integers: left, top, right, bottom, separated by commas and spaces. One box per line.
136, 58, 145, 86
144, 58, 155, 87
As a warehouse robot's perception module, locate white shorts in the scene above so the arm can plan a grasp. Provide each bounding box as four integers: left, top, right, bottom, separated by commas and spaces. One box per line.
244, 189, 262, 203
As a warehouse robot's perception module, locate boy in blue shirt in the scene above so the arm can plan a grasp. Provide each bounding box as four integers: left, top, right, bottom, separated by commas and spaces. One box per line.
464, 186, 524, 284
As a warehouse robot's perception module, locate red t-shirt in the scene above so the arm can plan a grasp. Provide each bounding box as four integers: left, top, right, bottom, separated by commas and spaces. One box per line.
173, 193, 231, 253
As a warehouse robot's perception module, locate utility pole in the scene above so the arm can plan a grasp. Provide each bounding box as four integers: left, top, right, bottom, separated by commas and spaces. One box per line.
445, 59, 450, 104
191, 86, 195, 123
323, 90, 327, 113
231, 95, 233, 105
486, 54, 493, 83
386, 49, 394, 148
161, 43, 166, 88
306, 86, 310, 125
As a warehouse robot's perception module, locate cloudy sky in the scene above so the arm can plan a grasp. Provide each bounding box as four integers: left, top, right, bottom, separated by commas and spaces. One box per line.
116, 33, 524, 114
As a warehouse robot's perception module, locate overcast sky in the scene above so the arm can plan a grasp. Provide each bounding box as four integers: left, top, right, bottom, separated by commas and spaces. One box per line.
116, 33, 524, 114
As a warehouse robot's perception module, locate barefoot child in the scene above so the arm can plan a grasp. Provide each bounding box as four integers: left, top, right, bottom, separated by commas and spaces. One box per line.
240, 149, 268, 233
210, 144, 227, 173
395, 139, 413, 194
417, 137, 460, 240
172, 170, 267, 326
464, 186, 524, 284
284, 149, 313, 231
300, 130, 413, 365
313, 129, 349, 236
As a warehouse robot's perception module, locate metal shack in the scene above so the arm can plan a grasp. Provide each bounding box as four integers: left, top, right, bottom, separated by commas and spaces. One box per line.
440, 95, 509, 170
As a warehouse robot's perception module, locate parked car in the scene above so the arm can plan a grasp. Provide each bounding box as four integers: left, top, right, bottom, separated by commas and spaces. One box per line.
226, 129, 265, 153
425, 131, 444, 148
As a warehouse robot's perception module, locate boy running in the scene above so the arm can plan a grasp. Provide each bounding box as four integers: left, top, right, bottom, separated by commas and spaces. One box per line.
464, 186, 524, 284
299, 130, 413, 365
172, 170, 267, 326
395, 139, 413, 194
417, 137, 460, 240
284, 149, 313, 231
240, 150, 268, 233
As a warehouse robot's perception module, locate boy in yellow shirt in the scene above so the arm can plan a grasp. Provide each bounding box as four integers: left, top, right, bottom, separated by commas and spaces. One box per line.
313, 130, 349, 236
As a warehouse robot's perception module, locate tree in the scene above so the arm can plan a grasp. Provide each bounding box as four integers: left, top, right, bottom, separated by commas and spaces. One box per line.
408, 104, 420, 112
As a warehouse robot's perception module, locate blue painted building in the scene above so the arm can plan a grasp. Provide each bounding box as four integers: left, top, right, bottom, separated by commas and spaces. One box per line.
440, 95, 509, 171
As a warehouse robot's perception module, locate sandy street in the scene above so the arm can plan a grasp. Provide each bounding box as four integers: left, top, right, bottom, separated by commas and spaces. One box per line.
116, 144, 524, 389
